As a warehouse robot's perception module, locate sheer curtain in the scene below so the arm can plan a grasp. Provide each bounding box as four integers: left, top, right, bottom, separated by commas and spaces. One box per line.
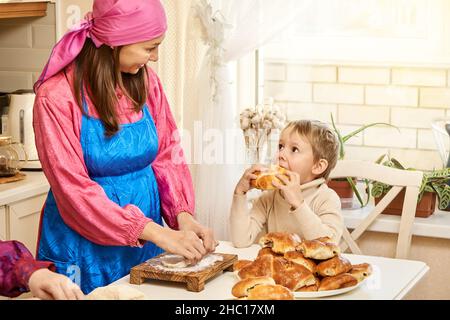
192, 0, 310, 240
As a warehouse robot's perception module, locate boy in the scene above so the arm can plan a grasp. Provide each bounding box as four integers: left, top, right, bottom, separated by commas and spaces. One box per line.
230, 120, 344, 247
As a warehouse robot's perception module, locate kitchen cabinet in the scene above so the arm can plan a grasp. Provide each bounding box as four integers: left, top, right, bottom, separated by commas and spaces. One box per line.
0, 1, 49, 19
0, 205, 6, 240
7, 193, 46, 255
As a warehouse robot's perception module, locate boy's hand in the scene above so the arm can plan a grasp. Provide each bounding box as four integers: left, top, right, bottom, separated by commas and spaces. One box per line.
271, 170, 305, 210
234, 164, 268, 195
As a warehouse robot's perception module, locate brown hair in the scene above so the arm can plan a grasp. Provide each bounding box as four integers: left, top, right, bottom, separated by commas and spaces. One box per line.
72, 38, 148, 137
284, 120, 339, 179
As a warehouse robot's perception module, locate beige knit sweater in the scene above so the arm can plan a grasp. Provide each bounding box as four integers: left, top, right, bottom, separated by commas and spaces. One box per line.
229, 178, 344, 247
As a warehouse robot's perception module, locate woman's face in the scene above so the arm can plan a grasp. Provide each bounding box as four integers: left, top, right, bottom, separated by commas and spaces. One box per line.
118, 34, 165, 74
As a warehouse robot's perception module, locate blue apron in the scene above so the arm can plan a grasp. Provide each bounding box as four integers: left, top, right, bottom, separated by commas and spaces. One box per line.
37, 89, 163, 294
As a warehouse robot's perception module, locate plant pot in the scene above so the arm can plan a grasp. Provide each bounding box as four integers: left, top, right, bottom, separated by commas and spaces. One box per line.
374, 190, 436, 218
327, 178, 356, 199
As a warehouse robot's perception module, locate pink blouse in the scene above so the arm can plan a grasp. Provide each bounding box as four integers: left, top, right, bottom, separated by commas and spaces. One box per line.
33, 64, 194, 248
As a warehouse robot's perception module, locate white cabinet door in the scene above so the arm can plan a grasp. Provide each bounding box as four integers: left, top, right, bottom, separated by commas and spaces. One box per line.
9, 194, 46, 257
0, 206, 6, 241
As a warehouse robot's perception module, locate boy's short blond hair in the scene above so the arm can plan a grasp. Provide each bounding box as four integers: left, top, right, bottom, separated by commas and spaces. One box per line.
284, 120, 339, 179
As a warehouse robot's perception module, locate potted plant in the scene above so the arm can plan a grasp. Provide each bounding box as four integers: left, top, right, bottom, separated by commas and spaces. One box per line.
371, 155, 450, 217
328, 113, 398, 207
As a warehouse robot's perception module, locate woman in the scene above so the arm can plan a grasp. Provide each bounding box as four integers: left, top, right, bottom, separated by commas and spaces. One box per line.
0, 240, 84, 299
33, 0, 215, 294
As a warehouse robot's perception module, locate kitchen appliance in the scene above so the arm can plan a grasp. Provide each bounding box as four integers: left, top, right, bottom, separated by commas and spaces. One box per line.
8, 89, 42, 170
0, 136, 28, 177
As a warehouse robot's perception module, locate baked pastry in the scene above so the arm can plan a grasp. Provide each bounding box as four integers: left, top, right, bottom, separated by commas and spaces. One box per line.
231, 276, 276, 298
257, 247, 283, 258
250, 165, 289, 190
349, 263, 373, 282
318, 273, 358, 291
296, 238, 340, 260
272, 257, 317, 291
259, 232, 301, 254
284, 251, 316, 273
238, 254, 274, 279
247, 284, 294, 300
316, 255, 352, 277
233, 260, 253, 273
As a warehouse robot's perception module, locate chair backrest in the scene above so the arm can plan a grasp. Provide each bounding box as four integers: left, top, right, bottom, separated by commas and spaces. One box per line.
329, 160, 424, 259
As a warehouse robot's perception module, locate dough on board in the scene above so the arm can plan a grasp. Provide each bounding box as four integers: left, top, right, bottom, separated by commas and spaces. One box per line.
160, 254, 192, 268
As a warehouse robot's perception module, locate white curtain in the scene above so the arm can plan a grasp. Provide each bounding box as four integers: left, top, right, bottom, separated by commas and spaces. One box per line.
192, 0, 309, 240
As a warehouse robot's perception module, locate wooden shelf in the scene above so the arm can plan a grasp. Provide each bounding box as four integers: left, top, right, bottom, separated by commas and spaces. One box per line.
0, 2, 48, 19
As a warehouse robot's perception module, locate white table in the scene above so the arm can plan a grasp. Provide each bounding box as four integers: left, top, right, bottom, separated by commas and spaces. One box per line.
110, 241, 429, 300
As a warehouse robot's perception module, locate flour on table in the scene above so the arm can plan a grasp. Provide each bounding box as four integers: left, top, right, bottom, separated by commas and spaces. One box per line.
147, 253, 224, 272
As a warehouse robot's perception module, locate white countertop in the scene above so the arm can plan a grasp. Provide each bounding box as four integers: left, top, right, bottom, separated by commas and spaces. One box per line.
0, 171, 49, 206
110, 241, 429, 300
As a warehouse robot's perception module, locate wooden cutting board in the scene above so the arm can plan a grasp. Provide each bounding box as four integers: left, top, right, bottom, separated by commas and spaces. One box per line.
130, 252, 238, 292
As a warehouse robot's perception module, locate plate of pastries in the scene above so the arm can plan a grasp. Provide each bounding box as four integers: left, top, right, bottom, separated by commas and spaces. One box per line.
231, 232, 373, 299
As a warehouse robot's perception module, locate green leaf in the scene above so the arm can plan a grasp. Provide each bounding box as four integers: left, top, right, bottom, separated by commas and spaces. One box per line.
347, 177, 365, 207
330, 113, 345, 159
375, 154, 387, 164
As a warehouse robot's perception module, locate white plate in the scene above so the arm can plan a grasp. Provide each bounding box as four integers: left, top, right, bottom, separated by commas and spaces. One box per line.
294, 279, 365, 299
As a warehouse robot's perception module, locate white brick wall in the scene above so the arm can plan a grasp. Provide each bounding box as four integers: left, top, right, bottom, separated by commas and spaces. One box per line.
339, 67, 390, 85
366, 86, 418, 107
392, 68, 447, 87
287, 65, 336, 83
314, 83, 364, 104
265, 61, 450, 170
420, 88, 450, 108
0, 3, 56, 92
286, 103, 337, 123
338, 105, 390, 125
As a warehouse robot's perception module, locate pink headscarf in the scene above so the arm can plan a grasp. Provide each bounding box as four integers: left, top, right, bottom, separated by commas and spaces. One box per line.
34, 0, 167, 92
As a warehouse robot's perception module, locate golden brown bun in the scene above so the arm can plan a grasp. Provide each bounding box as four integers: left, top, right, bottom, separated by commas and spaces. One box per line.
318, 273, 358, 291
284, 251, 316, 273
247, 284, 294, 300
296, 238, 340, 260
231, 276, 276, 298
296, 283, 319, 292
238, 254, 274, 280
250, 165, 289, 190
349, 263, 373, 282
257, 247, 283, 258
272, 257, 317, 291
233, 260, 253, 272
316, 255, 352, 277
259, 232, 301, 254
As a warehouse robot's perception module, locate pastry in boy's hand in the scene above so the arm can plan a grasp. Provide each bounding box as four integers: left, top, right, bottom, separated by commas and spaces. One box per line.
250, 165, 289, 190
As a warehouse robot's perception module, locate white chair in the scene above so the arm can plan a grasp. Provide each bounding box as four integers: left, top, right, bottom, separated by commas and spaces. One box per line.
329, 160, 424, 259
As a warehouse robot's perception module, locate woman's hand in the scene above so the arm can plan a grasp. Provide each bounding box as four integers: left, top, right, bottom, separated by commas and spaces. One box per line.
234, 164, 268, 195
271, 170, 305, 210
177, 212, 217, 254
141, 221, 209, 264
28, 268, 85, 300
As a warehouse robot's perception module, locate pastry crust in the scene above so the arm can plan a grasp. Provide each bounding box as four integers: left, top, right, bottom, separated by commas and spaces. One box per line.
257, 247, 283, 258
233, 260, 253, 272
247, 284, 294, 300
349, 263, 373, 282
250, 165, 289, 190
272, 257, 317, 291
238, 254, 274, 279
259, 232, 301, 254
318, 273, 358, 291
296, 238, 340, 260
231, 276, 276, 298
316, 255, 352, 277
284, 251, 316, 273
